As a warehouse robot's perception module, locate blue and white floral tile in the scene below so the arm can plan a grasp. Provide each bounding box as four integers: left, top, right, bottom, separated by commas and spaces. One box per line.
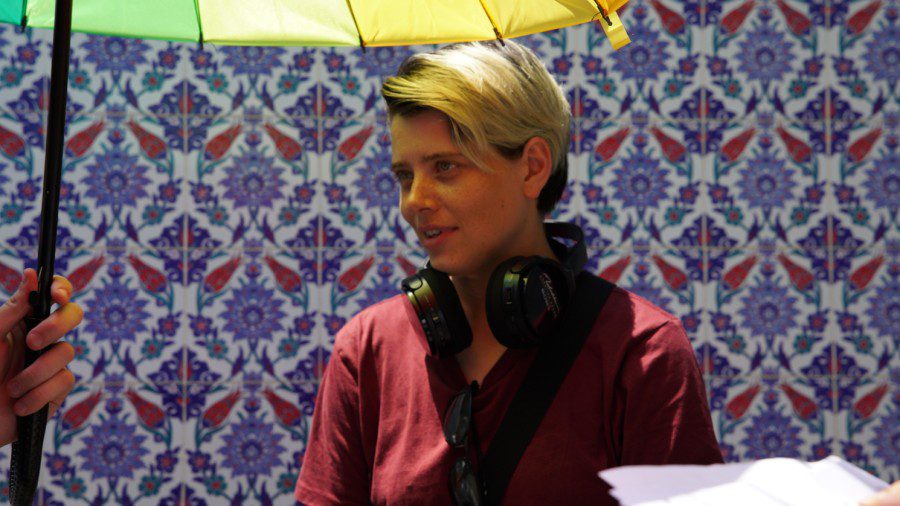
701, 247, 835, 376
185, 382, 309, 505
185, 112, 319, 249
0, 110, 159, 261
575, 0, 706, 121
0, 109, 48, 261
0, 24, 56, 228
64, 245, 184, 385
186, 244, 321, 387
320, 117, 409, 250
593, 245, 708, 367
835, 370, 900, 483
703, 0, 831, 125
514, 26, 580, 101
548, 136, 581, 226
0, 108, 186, 260
826, 244, 900, 376
317, 44, 422, 121
62, 112, 189, 252
0, 26, 52, 114
36, 380, 186, 505
704, 117, 834, 250
183, 44, 319, 121
575, 120, 707, 250
708, 373, 837, 465
67, 33, 188, 120
822, 1, 896, 124
595, 243, 706, 352
825, 119, 900, 248
318, 244, 416, 352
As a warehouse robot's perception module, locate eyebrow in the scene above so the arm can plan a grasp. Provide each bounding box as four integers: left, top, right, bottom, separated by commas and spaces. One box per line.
390, 151, 463, 172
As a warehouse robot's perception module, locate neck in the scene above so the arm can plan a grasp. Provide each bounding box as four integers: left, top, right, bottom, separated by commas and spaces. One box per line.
449, 219, 558, 337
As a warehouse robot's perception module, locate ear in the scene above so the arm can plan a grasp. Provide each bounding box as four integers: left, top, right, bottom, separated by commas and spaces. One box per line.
521, 136, 553, 201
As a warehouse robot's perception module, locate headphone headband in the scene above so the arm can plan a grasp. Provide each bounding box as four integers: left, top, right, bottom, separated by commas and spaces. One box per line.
543, 221, 587, 275
423, 221, 587, 275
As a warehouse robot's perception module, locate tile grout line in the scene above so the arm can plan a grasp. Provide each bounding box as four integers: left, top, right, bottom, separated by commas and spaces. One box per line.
179, 73, 189, 506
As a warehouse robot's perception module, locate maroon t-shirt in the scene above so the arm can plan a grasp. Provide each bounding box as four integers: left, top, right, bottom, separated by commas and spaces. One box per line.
295, 282, 722, 505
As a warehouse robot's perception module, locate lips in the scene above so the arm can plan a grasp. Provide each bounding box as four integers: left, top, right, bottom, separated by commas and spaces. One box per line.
418, 226, 457, 248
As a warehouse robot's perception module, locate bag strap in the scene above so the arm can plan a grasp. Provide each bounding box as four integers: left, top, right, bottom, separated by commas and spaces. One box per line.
481, 272, 615, 506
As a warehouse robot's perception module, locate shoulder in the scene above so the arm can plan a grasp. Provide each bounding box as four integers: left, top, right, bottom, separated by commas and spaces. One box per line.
588, 275, 681, 337
581, 275, 690, 359
344, 294, 411, 332
333, 294, 424, 357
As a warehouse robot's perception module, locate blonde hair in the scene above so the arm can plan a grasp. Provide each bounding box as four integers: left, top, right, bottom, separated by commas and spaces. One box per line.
381, 40, 571, 215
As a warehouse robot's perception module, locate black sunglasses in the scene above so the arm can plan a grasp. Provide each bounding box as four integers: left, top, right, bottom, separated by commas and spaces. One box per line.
443, 381, 485, 506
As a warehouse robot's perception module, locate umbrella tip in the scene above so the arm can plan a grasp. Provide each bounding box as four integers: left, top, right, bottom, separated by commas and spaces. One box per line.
492, 27, 505, 46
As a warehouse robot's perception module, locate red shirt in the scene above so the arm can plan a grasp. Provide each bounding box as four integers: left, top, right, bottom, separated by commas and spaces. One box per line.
295, 282, 722, 505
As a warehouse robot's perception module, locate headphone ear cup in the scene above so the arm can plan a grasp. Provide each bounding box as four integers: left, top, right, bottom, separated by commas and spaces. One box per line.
415, 268, 473, 357
486, 257, 573, 349
485, 257, 527, 348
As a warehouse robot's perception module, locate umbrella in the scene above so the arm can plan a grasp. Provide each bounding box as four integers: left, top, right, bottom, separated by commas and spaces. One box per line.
0, 0, 631, 504
2, 0, 630, 48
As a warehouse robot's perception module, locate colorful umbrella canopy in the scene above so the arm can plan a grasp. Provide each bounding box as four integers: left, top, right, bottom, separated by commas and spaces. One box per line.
0, 0, 630, 48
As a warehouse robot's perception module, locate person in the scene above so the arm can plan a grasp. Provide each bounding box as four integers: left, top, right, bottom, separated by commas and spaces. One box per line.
1, 268, 81, 447
863, 481, 900, 506
295, 40, 722, 505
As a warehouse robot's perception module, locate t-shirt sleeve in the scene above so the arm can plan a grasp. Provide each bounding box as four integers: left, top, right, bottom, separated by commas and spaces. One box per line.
295, 317, 371, 505
618, 318, 723, 466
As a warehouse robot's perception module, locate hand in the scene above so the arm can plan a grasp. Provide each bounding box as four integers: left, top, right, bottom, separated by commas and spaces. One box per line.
862, 481, 900, 506
0, 268, 82, 447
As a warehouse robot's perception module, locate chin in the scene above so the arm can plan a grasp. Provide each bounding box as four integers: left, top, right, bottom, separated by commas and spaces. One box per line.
427, 256, 487, 279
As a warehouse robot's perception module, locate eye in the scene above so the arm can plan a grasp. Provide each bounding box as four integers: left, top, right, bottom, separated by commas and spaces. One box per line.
435, 160, 457, 173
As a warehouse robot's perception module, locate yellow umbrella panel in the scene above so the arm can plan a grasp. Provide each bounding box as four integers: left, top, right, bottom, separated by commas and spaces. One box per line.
2, 0, 630, 49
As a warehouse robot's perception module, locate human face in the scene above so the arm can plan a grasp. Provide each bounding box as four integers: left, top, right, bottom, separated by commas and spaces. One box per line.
390, 111, 536, 279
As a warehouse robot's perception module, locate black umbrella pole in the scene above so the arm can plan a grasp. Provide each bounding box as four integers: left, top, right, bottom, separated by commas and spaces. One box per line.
9, 0, 73, 503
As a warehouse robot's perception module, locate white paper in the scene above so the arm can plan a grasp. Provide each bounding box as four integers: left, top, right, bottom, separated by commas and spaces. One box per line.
599, 456, 890, 506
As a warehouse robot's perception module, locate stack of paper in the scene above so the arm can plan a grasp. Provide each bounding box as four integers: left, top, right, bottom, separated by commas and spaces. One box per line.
599, 456, 890, 506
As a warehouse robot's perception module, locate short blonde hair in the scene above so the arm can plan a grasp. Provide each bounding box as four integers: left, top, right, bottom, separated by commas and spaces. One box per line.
381, 40, 571, 215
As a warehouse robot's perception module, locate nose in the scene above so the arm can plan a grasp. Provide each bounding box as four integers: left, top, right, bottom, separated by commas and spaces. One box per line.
403, 175, 437, 214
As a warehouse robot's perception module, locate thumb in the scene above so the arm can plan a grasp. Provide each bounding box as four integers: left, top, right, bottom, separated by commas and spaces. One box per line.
0, 268, 37, 338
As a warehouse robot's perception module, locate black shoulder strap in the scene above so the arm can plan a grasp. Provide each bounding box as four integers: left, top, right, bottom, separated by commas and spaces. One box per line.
481, 272, 615, 506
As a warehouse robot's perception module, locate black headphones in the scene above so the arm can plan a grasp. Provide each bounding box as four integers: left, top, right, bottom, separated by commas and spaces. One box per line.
401, 222, 588, 358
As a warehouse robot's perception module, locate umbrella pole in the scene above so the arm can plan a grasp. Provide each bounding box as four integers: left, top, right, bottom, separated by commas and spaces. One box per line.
9, 0, 74, 502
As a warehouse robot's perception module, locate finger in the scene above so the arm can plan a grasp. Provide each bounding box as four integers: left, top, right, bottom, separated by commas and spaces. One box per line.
48, 385, 74, 417
0, 269, 36, 337
13, 368, 75, 417
50, 275, 74, 306
7, 342, 75, 399
26, 302, 84, 351
861, 481, 900, 506
4, 320, 26, 382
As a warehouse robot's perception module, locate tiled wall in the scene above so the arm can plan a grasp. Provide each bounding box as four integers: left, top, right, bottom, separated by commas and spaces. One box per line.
0, 0, 896, 503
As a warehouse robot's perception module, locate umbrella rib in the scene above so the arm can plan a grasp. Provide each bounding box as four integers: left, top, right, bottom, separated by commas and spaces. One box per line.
193, 0, 205, 45
19, 0, 26, 26
344, 0, 366, 51
477, 0, 504, 42
592, 0, 614, 26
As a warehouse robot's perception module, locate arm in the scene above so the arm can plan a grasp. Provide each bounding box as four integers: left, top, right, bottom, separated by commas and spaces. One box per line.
619, 318, 722, 465
295, 316, 371, 505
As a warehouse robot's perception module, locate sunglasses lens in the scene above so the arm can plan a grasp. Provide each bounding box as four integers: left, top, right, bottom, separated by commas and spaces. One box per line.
449, 458, 483, 506
443, 387, 473, 447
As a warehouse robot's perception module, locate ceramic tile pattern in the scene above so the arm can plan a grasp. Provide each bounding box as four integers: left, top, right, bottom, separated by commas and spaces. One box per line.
0, 0, 896, 503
